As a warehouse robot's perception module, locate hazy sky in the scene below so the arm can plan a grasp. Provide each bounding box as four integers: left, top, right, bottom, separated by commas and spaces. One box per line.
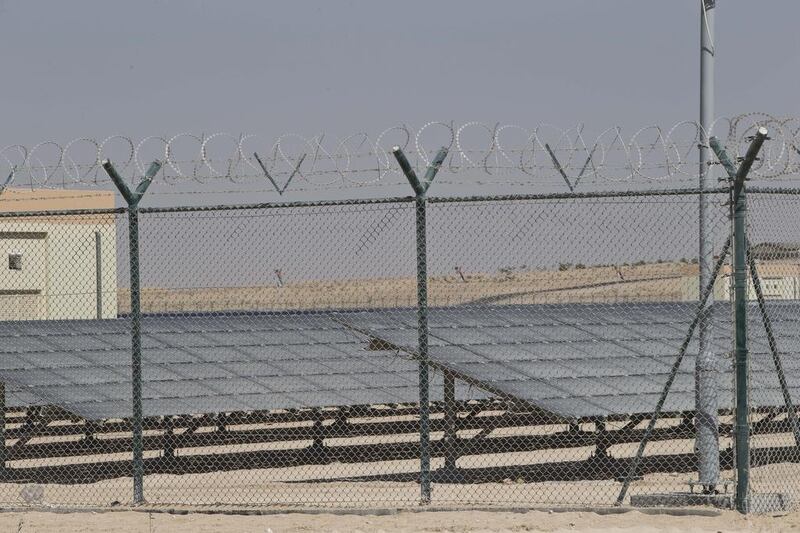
1, 0, 798, 149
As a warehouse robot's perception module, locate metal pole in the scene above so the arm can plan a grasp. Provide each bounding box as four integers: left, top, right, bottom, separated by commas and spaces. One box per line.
696, 0, 719, 490
710, 127, 769, 514
392, 146, 447, 505
102, 159, 161, 506
732, 166, 749, 513
414, 193, 432, 502
127, 205, 145, 504
95, 231, 103, 319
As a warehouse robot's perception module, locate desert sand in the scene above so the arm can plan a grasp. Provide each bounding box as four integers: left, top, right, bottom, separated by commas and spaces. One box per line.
120, 262, 701, 314
0, 507, 796, 532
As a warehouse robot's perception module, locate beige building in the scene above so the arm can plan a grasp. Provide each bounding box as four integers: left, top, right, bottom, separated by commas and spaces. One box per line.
681, 262, 800, 302
0, 189, 117, 321
715, 262, 800, 301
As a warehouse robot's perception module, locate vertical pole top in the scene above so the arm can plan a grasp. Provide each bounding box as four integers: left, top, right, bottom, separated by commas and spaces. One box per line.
710, 127, 768, 206
735, 127, 768, 181
392, 147, 424, 196
733, 127, 768, 203
102, 159, 162, 207
422, 147, 449, 187
392, 146, 448, 197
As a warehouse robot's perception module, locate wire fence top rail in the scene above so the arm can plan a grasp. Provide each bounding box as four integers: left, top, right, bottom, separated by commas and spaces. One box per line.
0, 187, 739, 217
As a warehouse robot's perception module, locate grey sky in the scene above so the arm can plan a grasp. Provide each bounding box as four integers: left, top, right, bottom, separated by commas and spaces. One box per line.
1, 0, 798, 149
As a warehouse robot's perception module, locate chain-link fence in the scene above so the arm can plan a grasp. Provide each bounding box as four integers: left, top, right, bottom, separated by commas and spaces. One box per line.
0, 183, 799, 512
741, 189, 800, 511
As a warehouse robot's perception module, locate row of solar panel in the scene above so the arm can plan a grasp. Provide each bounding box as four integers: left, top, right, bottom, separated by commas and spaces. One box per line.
0, 302, 796, 421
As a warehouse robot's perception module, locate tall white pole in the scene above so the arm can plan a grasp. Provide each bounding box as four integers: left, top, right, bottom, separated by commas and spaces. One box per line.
696, 0, 719, 491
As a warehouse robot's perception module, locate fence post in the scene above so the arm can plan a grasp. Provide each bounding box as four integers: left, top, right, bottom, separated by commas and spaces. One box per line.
95, 231, 103, 319
697, 0, 718, 491
392, 146, 448, 505
710, 127, 768, 514
102, 159, 162, 505
731, 152, 751, 514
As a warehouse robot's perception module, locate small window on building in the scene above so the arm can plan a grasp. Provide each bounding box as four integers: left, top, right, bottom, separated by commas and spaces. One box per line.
8, 253, 22, 271
762, 278, 783, 298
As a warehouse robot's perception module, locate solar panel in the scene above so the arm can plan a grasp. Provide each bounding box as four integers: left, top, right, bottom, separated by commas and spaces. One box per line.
2, 301, 799, 422
0, 314, 482, 420
339, 302, 800, 419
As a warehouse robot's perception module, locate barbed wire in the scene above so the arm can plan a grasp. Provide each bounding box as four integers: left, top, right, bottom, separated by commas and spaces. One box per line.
1, 113, 798, 197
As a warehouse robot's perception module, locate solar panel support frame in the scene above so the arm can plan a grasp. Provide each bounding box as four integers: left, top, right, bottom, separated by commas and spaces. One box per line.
443, 371, 458, 473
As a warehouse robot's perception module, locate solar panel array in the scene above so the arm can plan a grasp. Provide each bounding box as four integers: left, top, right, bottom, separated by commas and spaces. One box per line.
339, 302, 800, 419
0, 314, 479, 420
0, 302, 798, 421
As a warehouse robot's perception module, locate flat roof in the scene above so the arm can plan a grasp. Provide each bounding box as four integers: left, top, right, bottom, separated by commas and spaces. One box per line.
0, 188, 114, 213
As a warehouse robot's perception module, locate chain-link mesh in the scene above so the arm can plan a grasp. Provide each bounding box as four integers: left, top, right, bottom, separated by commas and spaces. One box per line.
0, 188, 799, 512
743, 190, 800, 511
421, 193, 732, 506
0, 208, 129, 507
135, 201, 428, 508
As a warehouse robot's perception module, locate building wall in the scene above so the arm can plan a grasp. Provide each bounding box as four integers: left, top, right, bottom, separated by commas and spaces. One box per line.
680, 272, 800, 302
0, 220, 118, 320
0, 189, 117, 321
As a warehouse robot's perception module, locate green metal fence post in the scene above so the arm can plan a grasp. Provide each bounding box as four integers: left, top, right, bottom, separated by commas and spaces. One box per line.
392, 146, 447, 505
710, 127, 768, 514
102, 159, 162, 505
731, 159, 750, 514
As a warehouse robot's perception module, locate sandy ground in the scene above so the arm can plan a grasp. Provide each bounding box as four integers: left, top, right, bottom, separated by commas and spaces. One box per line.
0, 424, 796, 509
0, 508, 798, 533
120, 262, 700, 313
